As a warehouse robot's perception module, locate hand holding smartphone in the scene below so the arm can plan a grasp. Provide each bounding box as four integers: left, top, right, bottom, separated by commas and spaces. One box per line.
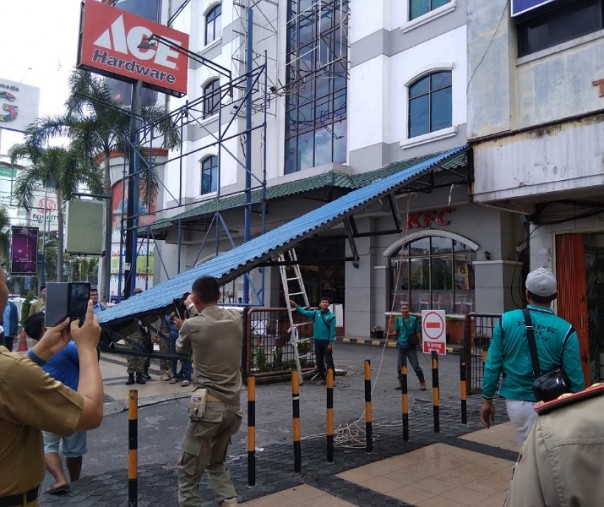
45, 282, 91, 328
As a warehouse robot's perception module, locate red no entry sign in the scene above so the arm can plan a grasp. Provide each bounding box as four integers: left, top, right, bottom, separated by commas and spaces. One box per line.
421, 310, 447, 355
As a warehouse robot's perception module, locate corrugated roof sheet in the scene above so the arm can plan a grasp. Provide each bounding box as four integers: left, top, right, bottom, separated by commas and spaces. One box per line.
100, 145, 467, 325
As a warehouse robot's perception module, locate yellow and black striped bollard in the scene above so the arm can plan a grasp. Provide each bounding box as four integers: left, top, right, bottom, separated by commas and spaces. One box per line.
128, 390, 138, 507
291, 370, 301, 472
326, 368, 334, 463
431, 351, 440, 433
364, 359, 373, 453
247, 376, 256, 485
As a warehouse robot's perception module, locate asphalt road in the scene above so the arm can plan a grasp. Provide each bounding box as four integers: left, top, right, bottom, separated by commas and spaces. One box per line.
70, 343, 472, 480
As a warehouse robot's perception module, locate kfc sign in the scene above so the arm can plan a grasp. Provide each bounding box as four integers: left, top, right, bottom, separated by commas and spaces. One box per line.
78, 0, 188, 97
407, 208, 454, 229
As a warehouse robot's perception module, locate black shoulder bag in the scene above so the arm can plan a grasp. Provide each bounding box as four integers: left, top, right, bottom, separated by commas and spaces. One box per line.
523, 308, 570, 402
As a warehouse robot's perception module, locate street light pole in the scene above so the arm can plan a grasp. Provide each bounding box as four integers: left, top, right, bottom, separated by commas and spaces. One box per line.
124, 80, 142, 299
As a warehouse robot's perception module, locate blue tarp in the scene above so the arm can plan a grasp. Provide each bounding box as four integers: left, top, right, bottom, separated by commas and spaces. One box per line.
100, 145, 467, 325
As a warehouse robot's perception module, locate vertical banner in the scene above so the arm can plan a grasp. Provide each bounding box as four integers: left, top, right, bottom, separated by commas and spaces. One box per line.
10, 226, 39, 275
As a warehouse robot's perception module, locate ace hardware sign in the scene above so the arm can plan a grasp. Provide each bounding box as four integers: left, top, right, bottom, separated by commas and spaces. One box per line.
77, 0, 189, 97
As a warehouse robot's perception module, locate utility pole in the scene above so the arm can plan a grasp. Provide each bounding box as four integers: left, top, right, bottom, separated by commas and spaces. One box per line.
123, 80, 142, 299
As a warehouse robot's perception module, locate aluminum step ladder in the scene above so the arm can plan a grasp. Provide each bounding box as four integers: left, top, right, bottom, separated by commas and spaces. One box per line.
278, 249, 312, 384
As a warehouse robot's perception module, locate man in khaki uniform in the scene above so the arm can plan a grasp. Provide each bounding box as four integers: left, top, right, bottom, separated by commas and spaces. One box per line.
173, 276, 242, 507
0, 266, 104, 506
505, 384, 604, 506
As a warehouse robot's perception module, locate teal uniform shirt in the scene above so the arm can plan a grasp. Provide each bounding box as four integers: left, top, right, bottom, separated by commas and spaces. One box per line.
394, 315, 420, 345
482, 305, 585, 401
295, 306, 336, 342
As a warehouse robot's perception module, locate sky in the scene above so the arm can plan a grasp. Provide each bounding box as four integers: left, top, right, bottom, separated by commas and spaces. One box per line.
0, 0, 82, 154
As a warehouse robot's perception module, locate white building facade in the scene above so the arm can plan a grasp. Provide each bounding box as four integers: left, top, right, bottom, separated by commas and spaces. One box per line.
153, 0, 523, 342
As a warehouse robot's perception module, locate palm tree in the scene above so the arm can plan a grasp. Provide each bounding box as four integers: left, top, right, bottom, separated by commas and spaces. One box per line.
24, 69, 181, 301
9, 144, 103, 282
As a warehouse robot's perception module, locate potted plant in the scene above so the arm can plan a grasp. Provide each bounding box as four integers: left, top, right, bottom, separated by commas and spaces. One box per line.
371, 324, 384, 339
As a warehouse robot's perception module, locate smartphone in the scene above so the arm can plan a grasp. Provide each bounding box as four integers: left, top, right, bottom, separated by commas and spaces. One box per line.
45, 282, 91, 327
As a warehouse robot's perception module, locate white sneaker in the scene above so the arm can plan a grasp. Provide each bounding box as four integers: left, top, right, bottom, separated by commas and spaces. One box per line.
219, 498, 238, 506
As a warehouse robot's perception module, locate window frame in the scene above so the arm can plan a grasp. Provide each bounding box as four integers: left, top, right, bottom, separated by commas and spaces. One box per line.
202, 79, 221, 119
516, 0, 604, 57
284, 0, 349, 174
407, 70, 453, 140
205, 3, 222, 46
388, 233, 477, 315
201, 155, 218, 195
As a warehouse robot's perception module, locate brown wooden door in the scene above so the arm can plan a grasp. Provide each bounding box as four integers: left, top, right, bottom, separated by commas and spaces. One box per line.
556, 233, 590, 385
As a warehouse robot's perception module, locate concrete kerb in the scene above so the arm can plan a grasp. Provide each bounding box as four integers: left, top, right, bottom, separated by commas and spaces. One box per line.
335, 335, 464, 354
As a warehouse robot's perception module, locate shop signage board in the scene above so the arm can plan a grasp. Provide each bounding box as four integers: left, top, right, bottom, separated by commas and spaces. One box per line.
421, 310, 446, 355
78, 0, 189, 97
511, 0, 557, 17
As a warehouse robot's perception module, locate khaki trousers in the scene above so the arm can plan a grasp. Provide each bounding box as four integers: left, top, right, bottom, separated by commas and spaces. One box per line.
177, 401, 242, 506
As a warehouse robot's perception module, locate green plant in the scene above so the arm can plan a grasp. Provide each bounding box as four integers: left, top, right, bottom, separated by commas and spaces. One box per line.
257, 348, 267, 372
297, 339, 312, 354
272, 347, 284, 370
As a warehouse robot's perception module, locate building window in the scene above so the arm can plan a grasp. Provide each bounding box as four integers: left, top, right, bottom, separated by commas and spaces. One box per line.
284, 0, 349, 174
203, 80, 221, 118
205, 4, 222, 45
409, 0, 451, 20
389, 236, 475, 314
517, 0, 604, 57
201, 155, 218, 194
408, 71, 452, 138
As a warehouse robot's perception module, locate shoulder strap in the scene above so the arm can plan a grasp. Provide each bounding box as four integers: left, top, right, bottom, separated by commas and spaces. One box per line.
320, 311, 332, 329
523, 308, 541, 376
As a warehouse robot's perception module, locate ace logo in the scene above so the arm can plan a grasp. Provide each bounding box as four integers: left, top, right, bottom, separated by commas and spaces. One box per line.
78, 0, 189, 97
94, 15, 180, 69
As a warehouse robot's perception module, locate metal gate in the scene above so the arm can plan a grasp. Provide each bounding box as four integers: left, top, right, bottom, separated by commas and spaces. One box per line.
463, 313, 500, 393
245, 307, 316, 378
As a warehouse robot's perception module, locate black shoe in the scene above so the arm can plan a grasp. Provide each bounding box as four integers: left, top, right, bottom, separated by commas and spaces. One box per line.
136, 373, 146, 385
125, 374, 135, 385
143, 372, 151, 380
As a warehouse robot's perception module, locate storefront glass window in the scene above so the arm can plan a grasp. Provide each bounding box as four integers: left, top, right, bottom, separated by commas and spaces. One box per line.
390, 235, 475, 314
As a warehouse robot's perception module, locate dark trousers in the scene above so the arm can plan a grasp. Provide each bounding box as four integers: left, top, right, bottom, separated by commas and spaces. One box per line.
314, 340, 334, 380
397, 343, 424, 383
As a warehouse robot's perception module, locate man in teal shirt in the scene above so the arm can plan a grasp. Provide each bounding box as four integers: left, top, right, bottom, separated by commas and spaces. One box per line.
290, 297, 336, 384
481, 267, 585, 446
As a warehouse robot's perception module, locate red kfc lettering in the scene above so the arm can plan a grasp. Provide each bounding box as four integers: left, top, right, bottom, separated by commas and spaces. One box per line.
422, 210, 435, 227
435, 208, 453, 226
407, 213, 421, 229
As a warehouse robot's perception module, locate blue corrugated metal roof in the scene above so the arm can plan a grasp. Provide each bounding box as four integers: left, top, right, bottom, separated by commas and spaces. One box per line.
100, 145, 467, 325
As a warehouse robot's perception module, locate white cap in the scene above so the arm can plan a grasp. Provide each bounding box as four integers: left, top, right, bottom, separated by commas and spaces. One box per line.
526, 267, 557, 298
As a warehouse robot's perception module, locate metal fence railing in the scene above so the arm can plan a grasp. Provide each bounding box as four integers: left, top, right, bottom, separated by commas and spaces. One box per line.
463, 313, 500, 394
245, 307, 316, 378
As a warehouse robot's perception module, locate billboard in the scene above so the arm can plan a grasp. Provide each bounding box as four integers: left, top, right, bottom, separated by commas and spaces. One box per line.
106, 0, 162, 108
10, 226, 38, 275
0, 78, 40, 133
511, 0, 558, 17
77, 0, 189, 97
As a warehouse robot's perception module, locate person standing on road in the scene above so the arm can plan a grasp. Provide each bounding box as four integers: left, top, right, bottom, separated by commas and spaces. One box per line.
0, 266, 104, 506
480, 267, 585, 446
389, 303, 426, 391
124, 288, 149, 385
289, 296, 336, 385
172, 276, 243, 507
2, 299, 19, 351
24, 313, 89, 495
29, 285, 47, 316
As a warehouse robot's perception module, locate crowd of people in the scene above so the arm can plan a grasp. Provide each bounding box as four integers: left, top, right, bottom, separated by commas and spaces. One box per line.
2, 266, 603, 505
